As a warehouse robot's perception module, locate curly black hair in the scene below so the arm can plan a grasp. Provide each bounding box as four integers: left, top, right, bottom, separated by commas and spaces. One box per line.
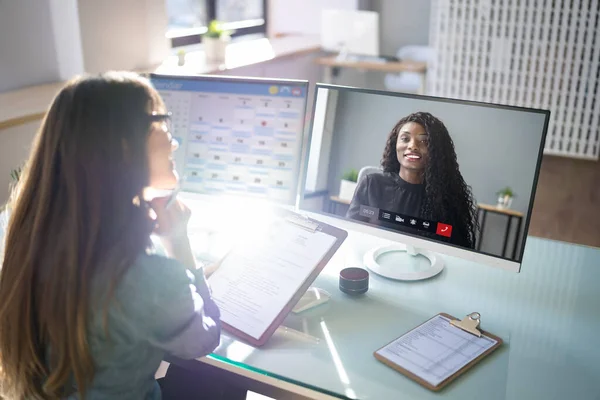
381, 112, 479, 249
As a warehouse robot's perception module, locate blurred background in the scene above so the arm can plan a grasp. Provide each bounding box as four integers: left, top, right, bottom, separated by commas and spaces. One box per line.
1, 0, 598, 250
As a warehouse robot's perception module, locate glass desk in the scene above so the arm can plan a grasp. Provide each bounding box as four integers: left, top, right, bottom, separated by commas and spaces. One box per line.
3, 200, 599, 399
180, 197, 600, 400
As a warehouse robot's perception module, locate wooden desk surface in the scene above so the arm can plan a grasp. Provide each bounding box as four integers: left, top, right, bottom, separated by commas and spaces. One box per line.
330, 196, 351, 205
478, 203, 524, 217
315, 56, 427, 73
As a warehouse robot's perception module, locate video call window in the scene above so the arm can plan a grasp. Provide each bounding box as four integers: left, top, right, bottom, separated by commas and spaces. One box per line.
301, 86, 548, 262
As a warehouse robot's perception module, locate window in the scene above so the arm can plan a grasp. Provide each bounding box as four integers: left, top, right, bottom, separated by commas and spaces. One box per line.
166, 0, 267, 47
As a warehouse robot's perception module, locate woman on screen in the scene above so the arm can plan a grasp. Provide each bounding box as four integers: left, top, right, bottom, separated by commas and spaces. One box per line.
347, 112, 478, 249
0, 72, 243, 399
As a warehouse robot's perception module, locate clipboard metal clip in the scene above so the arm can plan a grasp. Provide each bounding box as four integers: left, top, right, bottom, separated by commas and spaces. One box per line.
450, 312, 482, 337
285, 213, 319, 233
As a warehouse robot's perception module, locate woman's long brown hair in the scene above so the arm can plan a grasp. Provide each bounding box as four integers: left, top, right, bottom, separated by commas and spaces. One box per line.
0, 72, 164, 399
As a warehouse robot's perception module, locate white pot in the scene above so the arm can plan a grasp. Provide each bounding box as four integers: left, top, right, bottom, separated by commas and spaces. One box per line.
497, 195, 513, 209
177, 52, 186, 66
339, 179, 358, 201
203, 36, 229, 62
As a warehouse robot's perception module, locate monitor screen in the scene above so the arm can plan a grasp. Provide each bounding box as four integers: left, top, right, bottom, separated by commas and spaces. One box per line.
150, 74, 309, 205
300, 85, 549, 270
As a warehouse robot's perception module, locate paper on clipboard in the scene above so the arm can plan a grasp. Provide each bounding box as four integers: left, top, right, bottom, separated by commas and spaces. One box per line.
207, 217, 337, 341
375, 315, 498, 387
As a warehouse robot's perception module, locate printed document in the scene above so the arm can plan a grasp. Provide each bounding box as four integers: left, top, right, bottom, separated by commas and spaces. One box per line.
376, 315, 498, 386
208, 221, 336, 340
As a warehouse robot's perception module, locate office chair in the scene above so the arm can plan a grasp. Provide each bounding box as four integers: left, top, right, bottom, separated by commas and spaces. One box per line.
357, 165, 382, 185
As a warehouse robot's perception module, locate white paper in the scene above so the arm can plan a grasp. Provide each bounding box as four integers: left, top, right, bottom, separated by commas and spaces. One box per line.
376, 315, 498, 387
208, 222, 337, 340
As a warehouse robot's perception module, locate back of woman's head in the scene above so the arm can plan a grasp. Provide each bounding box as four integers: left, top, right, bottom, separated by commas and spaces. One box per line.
0, 71, 163, 399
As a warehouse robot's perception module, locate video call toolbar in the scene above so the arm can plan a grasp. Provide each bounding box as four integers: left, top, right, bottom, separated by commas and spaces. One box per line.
359, 205, 453, 239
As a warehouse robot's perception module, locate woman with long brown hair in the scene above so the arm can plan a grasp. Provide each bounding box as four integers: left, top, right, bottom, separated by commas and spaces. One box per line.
0, 72, 229, 399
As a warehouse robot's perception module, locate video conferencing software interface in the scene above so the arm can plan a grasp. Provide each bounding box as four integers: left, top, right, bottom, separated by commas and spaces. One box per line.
150, 74, 308, 205
301, 86, 549, 262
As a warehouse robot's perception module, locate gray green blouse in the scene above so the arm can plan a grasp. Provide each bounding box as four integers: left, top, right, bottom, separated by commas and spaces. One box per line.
72, 251, 221, 399
0, 210, 221, 399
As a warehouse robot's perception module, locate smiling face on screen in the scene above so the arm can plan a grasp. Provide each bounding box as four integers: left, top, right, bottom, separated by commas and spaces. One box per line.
396, 122, 429, 182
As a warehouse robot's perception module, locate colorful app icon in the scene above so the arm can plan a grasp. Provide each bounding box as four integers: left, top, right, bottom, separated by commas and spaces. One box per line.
269, 86, 279, 94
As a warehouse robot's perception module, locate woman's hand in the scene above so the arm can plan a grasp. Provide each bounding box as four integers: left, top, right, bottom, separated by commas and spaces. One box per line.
150, 196, 196, 270
150, 196, 191, 239
203, 251, 231, 278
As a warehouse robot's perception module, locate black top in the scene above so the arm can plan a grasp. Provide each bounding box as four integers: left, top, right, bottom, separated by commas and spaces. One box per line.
346, 171, 475, 249
347, 172, 425, 222
346, 171, 464, 247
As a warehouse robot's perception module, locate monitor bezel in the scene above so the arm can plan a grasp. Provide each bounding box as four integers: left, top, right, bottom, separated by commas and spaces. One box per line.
148, 73, 311, 207
296, 83, 551, 273
148, 72, 310, 88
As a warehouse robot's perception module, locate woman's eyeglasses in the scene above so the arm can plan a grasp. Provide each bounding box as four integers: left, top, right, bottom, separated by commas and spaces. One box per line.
148, 112, 178, 146
148, 111, 173, 134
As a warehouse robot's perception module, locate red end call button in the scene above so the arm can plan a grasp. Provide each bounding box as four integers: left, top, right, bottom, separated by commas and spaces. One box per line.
436, 223, 453, 237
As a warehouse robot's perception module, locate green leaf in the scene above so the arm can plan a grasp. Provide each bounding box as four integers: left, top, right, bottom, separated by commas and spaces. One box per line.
9, 166, 22, 183
496, 186, 514, 197
202, 19, 234, 38
342, 169, 359, 182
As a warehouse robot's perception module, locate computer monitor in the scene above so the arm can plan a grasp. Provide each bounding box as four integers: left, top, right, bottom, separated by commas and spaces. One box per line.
149, 74, 309, 205
299, 84, 549, 274
321, 9, 379, 57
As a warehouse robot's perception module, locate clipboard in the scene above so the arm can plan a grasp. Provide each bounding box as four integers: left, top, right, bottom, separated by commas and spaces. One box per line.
210, 210, 347, 347
374, 312, 503, 392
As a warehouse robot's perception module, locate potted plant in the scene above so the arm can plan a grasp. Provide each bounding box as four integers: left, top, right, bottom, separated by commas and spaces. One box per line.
8, 166, 23, 193
202, 20, 233, 63
496, 186, 514, 209
339, 169, 359, 201
10, 167, 22, 184
3, 167, 22, 213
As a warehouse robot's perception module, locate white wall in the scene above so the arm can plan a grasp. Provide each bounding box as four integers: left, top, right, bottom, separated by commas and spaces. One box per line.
0, 0, 83, 92
0, 121, 40, 205
77, 0, 170, 73
0, 0, 168, 93
371, 0, 431, 56
49, 0, 85, 80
